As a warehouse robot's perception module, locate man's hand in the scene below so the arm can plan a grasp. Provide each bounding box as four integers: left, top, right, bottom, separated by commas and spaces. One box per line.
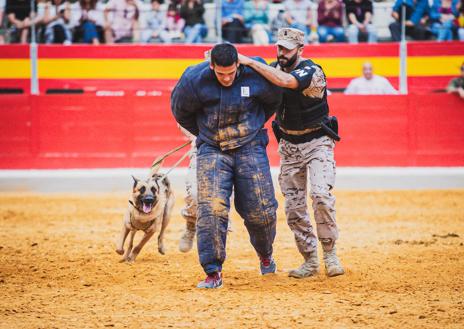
458, 87, 464, 99
238, 53, 253, 66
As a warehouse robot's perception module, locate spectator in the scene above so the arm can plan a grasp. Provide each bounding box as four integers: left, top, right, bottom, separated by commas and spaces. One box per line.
317, 0, 346, 42
42, 0, 72, 44
0, 0, 5, 44
244, 0, 270, 45
165, 3, 185, 41
270, 8, 289, 42
345, 0, 377, 43
5, 0, 32, 43
430, 0, 459, 41
104, 0, 140, 43
389, 0, 430, 41
283, 0, 314, 42
141, 0, 170, 43
344, 62, 398, 94
458, 0, 464, 40
180, 0, 207, 44
74, 0, 104, 44
446, 62, 464, 99
221, 0, 246, 43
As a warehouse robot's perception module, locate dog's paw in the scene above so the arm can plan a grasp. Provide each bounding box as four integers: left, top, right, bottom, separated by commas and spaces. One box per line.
158, 245, 166, 255
115, 248, 124, 255
126, 253, 137, 263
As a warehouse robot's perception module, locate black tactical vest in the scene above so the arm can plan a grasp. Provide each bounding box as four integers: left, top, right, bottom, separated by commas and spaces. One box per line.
272, 59, 329, 131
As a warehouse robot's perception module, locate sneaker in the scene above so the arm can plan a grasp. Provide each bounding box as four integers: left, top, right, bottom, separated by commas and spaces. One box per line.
260, 257, 277, 275
288, 252, 319, 278
179, 224, 195, 253
323, 248, 345, 277
197, 272, 223, 289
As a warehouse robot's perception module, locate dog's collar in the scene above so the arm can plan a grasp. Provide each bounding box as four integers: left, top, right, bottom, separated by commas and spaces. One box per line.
128, 200, 144, 213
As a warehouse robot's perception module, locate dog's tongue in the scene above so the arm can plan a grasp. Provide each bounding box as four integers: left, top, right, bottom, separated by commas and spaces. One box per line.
142, 203, 153, 214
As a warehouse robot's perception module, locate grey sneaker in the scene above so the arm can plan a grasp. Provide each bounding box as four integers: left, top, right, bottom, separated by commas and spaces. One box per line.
179, 224, 196, 253
323, 248, 345, 277
288, 252, 319, 278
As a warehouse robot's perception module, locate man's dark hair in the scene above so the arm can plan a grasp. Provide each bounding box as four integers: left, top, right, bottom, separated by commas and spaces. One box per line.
211, 43, 238, 67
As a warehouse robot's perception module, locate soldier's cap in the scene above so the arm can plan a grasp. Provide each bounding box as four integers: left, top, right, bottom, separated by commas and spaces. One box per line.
276, 28, 305, 50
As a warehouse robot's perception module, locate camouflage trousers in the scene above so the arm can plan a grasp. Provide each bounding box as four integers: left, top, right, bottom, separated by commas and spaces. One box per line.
278, 136, 338, 254
181, 143, 197, 227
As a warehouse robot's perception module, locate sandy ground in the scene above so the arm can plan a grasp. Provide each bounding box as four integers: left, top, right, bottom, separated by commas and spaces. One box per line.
1, 190, 463, 329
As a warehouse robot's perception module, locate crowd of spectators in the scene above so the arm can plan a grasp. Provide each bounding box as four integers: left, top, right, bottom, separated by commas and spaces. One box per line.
1, 0, 464, 45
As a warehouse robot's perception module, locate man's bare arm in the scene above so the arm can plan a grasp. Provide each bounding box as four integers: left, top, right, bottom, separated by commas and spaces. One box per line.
238, 54, 299, 89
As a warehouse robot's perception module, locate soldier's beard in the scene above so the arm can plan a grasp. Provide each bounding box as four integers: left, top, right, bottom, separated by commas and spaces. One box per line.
278, 52, 298, 68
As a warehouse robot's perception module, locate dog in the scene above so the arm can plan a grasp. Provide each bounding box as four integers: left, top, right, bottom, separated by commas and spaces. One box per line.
115, 158, 175, 263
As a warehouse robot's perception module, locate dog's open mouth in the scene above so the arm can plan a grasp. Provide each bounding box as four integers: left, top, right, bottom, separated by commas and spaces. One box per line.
142, 201, 154, 214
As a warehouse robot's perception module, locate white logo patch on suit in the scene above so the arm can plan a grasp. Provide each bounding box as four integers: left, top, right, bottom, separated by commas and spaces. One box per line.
241, 86, 250, 97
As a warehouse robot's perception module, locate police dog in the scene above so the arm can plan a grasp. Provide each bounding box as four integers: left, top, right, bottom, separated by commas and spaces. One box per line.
115, 159, 175, 263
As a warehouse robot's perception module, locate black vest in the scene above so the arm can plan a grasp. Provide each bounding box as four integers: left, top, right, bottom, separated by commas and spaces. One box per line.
272, 59, 329, 131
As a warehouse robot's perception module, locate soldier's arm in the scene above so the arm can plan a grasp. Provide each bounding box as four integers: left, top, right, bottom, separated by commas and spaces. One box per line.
238, 54, 299, 90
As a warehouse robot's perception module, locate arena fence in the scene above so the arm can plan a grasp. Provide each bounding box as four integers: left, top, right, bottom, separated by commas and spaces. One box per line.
0, 93, 463, 169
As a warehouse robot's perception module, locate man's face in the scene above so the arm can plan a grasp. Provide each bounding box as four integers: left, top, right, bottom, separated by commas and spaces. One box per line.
151, 1, 160, 10
211, 63, 239, 87
277, 45, 301, 68
363, 63, 373, 80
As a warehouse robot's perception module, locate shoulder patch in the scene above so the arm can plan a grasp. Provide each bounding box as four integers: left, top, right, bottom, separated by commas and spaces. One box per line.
302, 65, 326, 99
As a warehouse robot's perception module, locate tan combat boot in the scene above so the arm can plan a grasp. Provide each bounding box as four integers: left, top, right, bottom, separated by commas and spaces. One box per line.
288, 251, 319, 278
179, 222, 196, 253
323, 247, 345, 277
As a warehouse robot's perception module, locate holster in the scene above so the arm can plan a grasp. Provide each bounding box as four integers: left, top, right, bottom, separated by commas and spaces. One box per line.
321, 116, 341, 142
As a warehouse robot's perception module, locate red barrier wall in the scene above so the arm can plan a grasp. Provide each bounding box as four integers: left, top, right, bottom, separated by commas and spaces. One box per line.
0, 94, 463, 169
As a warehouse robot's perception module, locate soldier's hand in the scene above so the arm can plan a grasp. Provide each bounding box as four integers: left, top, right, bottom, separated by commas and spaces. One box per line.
238, 53, 253, 66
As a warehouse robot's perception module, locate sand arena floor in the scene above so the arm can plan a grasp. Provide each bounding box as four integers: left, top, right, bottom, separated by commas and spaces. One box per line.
0, 190, 463, 328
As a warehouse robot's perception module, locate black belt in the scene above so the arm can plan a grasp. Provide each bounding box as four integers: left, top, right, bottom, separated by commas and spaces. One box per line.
280, 127, 326, 144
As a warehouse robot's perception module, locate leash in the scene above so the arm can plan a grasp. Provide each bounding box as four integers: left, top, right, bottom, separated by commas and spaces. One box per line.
159, 148, 192, 180
151, 140, 191, 169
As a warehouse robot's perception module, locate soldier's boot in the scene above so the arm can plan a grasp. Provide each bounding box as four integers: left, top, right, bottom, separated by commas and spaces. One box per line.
323, 247, 345, 277
179, 222, 196, 253
288, 251, 319, 278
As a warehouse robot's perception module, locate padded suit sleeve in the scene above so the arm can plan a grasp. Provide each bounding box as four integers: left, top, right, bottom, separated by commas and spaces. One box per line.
170, 70, 201, 136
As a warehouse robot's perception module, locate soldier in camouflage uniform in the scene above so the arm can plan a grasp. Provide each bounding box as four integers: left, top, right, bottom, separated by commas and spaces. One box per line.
178, 126, 198, 253
239, 27, 344, 278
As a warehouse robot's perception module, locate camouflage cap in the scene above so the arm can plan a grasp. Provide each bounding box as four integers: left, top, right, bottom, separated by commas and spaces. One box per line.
276, 28, 305, 50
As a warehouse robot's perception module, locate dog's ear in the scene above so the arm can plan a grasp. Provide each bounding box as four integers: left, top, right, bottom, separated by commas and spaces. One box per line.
162, 177, 170, 190
131, 175, 139, 190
